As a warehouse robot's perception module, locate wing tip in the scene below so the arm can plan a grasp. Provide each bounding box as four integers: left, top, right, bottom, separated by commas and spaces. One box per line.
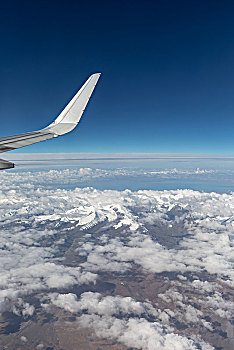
91, 72, 102, 78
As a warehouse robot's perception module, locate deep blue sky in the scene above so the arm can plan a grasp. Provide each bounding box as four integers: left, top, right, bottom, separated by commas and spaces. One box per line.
1, 0, 234, 154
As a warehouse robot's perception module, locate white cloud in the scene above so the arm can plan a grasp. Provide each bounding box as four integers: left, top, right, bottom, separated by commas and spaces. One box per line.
20, 336, 27, 343
0, 169, 233, 349
78, 314, 210, 350
184, 305, 202, 323
49, 291, 212, 350
12, 298, 35, 317
49, 292, 157, 318
200, 291, 234, 320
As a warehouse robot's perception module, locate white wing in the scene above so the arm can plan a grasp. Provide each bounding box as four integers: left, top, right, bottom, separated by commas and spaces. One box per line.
0, 73, 101, 170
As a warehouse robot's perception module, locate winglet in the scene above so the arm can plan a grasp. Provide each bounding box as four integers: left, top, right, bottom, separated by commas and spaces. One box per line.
44, 73, 101, 135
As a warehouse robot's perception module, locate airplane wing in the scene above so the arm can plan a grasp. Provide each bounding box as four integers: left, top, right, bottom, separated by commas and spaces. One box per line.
0, 73, 101, 170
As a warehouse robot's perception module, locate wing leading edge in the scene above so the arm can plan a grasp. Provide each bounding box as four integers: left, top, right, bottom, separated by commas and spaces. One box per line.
0, 73, 101, 170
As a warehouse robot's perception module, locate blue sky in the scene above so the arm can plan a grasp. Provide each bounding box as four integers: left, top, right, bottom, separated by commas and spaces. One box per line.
0, 0, 234, 154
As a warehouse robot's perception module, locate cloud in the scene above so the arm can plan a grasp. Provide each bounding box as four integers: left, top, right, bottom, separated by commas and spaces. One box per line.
0, 169, 233, 348
49, 292, 157, 318
0, 200, 97, 314
20, 336, 27, 343
49, 292, 212, 350
200, 291, 234, 320
0, 175, 233, 288
80, 227, 233, 282
79, 314, 204, 350
0, 166, 219, 191
12, 298, 35, 317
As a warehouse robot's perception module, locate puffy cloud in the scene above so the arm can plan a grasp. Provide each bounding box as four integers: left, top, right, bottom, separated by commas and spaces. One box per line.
158, 286, 233, 330
0, 177, 233, 289
184, 305, 202, 323
0, 166, 217, 189
20, 336, 27, 343
12, 298, 35, 317
80, 227, 233, 282
49, 292, 211, 350
49, 292, 157, 318
78, 314, 210, 350
200, 292, 234, 320
0, 195, 97, 315
190, 280, 218, 293
0, 169, 233, 349
158, 288, 186, 305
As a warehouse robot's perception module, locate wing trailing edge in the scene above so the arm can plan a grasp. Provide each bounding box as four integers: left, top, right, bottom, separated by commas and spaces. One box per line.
0, 159, 14, 170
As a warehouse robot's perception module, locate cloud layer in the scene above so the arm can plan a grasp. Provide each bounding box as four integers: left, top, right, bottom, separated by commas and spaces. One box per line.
49, 292, 212, 350
0, 169, 233, 349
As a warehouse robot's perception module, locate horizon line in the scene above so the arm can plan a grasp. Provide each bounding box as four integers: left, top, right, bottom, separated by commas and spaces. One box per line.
4, 152, 234, 161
